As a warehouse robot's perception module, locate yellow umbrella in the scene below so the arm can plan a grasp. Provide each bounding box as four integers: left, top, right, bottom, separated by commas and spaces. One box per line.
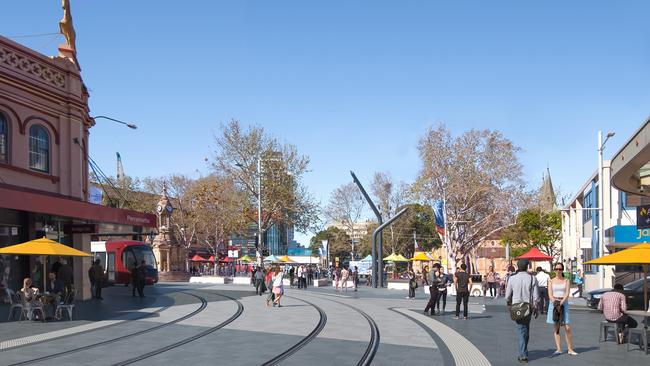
239, 255, 254, 263
410, 252, 432, 261
0, 237, 92, 290
278, 255, 295, 263
0, 237, 93, 257
383, 253, 409, 262
584, 243, 650, 314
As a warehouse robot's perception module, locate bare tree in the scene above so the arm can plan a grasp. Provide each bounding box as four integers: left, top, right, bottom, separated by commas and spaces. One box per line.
211, 120, 319, 253
415, 124, 527, 271
371, 172, 411, 254
325, 182, 366, 259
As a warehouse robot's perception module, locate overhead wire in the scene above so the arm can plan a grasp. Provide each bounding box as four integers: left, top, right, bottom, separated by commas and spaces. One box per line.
72, 138, 131, 208
87, 154, 133, 208
6, 32, 60, 39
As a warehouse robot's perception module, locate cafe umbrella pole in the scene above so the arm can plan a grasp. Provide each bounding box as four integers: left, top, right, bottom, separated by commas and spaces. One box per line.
626, 261, 649, 330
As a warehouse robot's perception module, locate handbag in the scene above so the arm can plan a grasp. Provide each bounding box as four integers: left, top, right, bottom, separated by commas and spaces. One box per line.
510, 274, 533, 321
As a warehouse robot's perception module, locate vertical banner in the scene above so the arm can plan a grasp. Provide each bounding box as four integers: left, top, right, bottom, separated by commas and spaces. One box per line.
433, 200, 445, 236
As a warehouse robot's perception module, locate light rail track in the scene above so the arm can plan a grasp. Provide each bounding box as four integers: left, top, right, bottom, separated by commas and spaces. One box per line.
9, 292, 210, 366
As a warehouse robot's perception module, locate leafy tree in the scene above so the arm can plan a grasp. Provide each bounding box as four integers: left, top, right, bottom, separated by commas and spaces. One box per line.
414, 124, 527, 270
501, 208, 562, 261
388, 203, 442, 258
309, 226, 351, 261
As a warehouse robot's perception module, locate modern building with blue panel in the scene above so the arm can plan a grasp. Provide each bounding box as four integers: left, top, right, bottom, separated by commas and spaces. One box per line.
563, 122, 650, 293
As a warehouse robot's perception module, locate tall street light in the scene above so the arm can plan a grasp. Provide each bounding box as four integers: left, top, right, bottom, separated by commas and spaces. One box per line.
91, 115, 138, 129
598, 130, 615, 289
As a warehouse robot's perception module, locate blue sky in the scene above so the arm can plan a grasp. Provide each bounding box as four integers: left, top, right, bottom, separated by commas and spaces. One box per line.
2, 1, 648, 244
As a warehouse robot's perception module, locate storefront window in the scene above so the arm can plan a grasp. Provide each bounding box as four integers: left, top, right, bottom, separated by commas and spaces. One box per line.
29, 124, 50, 173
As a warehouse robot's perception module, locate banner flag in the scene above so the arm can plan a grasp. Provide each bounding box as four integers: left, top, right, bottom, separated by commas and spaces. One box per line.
433, 200, 445, 236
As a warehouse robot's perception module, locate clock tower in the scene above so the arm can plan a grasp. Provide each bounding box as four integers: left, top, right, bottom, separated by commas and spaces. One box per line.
151, 184, 189, 281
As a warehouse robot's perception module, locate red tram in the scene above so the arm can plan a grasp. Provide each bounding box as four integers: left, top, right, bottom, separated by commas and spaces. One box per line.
91, 240, 159, 285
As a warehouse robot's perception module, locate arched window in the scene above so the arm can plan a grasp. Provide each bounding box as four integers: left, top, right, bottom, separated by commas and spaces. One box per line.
0, 114, 7, 163
29, 124, 50, 173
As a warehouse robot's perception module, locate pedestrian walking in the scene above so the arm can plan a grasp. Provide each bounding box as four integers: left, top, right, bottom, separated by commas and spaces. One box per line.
308, 266, 314, 285
486, 266, 497, 298
547, 263, 578, 356
289, 267, 295, 288
424, 268, 440, 315
265, 267, 275, 306
92, 259, 105, 300
407, 268, 417, 299
506, 259, 539, 364
535, 267, 550, 314
436, 266, 449, 314
296, 266, 303, 289
352, 266, 359, 291
333, 267, 340, 292
137, 261, 146, 297
571, 269, 584, 298
299, 265, 307, 289
422, 265, 429, 287
453, 263, 472, 319
340, 266, 350, 293
272, 267, 284, 307
88, 260, 97, 299
131, 261, 145, 297
255, 266, 265, 295
131, 263, 140, 297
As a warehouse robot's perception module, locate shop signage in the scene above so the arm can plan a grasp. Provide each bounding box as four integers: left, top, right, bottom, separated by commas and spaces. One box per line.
637, 205, 650, 229
64, 224, 98, 234
612, 225, 650, 243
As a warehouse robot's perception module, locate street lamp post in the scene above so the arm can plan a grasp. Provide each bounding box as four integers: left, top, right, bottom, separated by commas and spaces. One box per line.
257, 157, 263, 267
91, 115, 138, 129
597, 130, 615, 289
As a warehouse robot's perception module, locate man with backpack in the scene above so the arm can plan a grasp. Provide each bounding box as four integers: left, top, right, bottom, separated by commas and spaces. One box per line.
506, 259, 539, 364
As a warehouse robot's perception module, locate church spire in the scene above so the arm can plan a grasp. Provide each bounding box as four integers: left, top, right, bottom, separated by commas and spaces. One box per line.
540, 167, 557, 212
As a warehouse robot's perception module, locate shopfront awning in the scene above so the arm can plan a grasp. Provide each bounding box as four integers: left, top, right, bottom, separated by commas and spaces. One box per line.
0, 183, 157, 228
611, 119, 650, 196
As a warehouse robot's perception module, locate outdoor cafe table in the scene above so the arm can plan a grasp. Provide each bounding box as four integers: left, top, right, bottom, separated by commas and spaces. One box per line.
625, 310, 650, 328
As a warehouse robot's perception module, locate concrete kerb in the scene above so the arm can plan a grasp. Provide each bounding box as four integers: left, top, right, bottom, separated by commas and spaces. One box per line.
189, 276, 232, 284
392, 308, 491, 366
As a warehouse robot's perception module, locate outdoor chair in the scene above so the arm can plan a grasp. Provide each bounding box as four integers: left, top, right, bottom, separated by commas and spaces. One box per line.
599, 320, 620, 343
6, 289, 26, 321
628, 328, 650, 355
55, 290, 75, 321
18, 291, 45, 321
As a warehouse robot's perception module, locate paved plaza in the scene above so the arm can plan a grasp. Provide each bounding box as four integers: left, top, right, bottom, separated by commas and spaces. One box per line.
0, 282, 648, 366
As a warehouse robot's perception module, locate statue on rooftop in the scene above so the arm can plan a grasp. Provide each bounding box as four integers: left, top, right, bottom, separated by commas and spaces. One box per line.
59, 0, 77, 52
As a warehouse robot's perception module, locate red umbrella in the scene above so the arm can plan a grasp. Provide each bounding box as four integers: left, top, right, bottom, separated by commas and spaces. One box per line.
516, 247, 553, 261
190, 254, 206, 262
207, 255, 215, 262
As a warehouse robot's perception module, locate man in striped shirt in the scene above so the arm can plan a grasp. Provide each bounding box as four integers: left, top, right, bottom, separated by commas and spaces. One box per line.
598, 284, 638, 343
